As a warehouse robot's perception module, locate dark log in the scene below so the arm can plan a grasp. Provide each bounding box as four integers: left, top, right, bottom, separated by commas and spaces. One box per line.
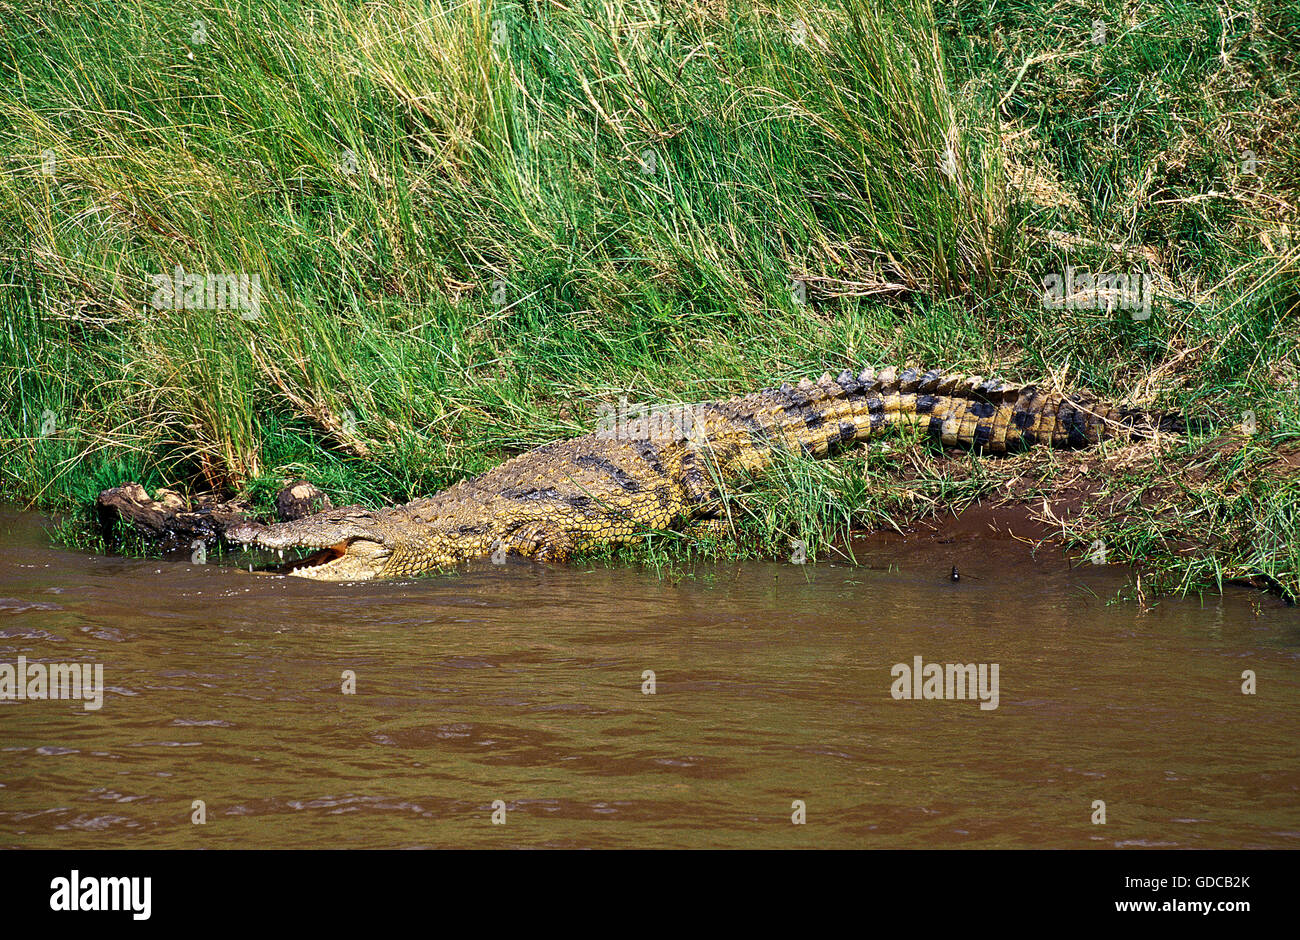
275, 479, 332, 521
95, 483, 256, 550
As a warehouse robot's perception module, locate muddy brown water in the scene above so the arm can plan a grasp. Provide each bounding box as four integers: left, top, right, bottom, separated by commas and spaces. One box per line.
0, 507, 1297, 849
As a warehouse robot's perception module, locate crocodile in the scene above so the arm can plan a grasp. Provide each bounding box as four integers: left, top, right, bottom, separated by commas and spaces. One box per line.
228, 365, 1185, 580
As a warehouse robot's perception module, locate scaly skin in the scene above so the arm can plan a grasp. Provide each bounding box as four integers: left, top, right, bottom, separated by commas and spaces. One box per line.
228, 366, 1182, 580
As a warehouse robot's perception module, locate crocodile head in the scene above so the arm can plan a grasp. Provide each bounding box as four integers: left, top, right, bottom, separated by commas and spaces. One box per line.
227, 508, 427, 581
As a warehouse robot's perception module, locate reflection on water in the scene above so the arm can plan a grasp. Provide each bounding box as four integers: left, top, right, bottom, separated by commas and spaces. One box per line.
0, 508, 1296, 848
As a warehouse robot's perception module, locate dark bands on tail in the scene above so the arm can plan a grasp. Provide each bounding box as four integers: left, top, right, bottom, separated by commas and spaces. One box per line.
731, 366, 1188, 457
1116, 408, 1188, 436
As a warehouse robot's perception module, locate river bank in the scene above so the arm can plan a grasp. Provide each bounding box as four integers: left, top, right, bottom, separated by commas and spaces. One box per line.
3, 0, 1297, 598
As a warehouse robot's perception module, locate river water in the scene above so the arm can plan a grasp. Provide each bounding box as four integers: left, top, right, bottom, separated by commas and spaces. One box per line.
0, 507, 1296, 848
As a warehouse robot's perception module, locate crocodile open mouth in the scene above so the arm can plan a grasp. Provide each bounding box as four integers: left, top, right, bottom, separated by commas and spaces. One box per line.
237, 534, 392, 581
276, 541, 349, 574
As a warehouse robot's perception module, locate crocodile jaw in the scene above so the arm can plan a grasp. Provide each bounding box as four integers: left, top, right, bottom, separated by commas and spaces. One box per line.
281, 537, 392, 581
227, 521, 394, 581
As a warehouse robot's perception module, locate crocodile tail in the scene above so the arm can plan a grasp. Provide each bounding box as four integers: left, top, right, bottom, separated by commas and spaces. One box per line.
741, 366, 1187, 456
1114, 408, 1193, 435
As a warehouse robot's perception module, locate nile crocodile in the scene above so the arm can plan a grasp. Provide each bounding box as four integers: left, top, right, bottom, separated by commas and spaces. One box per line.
228, 365, 1184, 580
